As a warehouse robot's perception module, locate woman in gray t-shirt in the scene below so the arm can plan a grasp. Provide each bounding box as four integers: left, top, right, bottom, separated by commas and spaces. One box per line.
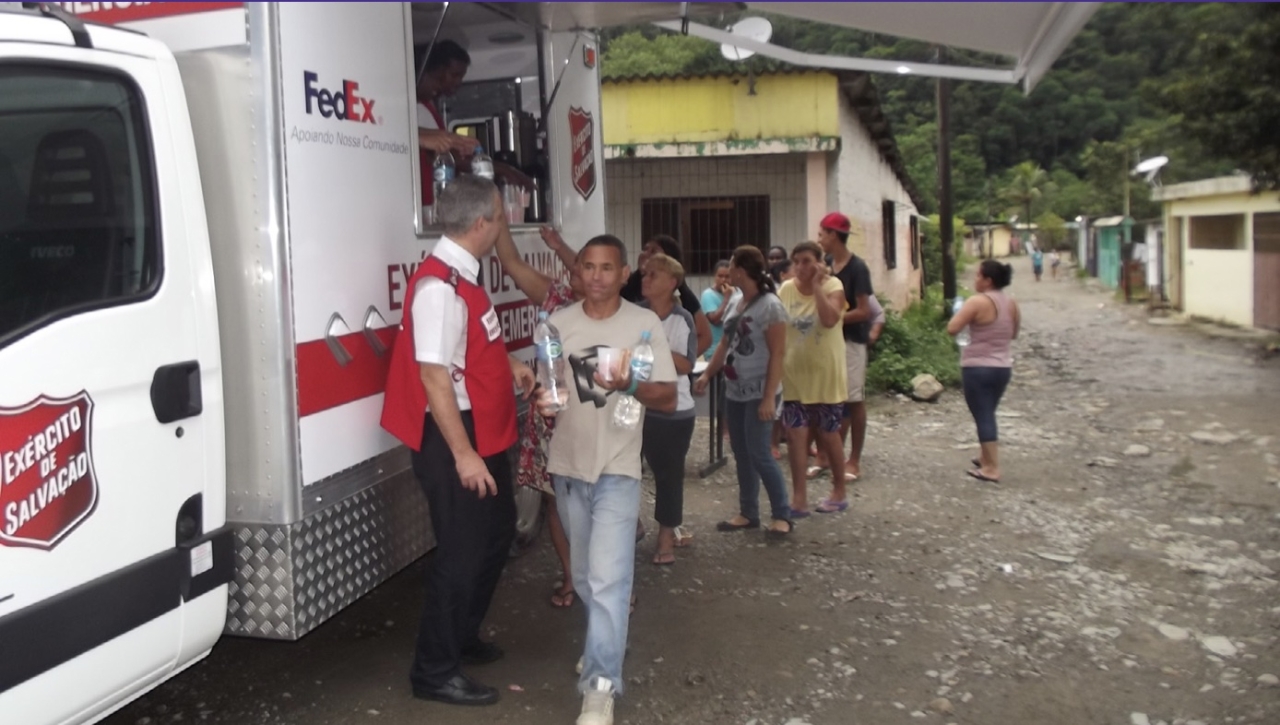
695, 246, 793, 535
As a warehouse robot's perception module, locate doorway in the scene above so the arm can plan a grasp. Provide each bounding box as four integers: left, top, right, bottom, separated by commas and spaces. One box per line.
1254, 212, 1280, 330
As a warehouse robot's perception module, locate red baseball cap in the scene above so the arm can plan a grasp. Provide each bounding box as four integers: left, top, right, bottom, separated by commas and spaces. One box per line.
820, 212, 851, 233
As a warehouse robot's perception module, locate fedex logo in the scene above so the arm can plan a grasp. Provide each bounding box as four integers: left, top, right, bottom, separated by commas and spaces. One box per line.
304, 71, 376, 124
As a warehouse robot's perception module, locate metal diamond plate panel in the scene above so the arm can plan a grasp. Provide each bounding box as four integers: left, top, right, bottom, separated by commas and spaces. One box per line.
225, 471, 431, 640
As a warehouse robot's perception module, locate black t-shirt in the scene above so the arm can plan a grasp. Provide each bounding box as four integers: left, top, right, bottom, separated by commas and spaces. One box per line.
622, 270, 702, 320
834, 255, 874, 344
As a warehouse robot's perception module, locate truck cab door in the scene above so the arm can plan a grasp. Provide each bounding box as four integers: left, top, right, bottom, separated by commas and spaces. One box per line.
0, 42, 229, 725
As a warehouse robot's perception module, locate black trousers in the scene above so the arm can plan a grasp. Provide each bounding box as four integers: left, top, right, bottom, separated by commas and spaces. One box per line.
409, 410, 516, 689
641, 415, 696, 528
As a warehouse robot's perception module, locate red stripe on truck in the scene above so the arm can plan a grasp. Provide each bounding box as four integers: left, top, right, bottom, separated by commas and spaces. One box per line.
294, 299, 537, 418
295, 328, 397, 418
55, 2, 243, 23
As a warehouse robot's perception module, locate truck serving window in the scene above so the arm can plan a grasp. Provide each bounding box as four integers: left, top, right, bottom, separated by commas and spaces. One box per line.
410, 2, 548, 232
0, 65, 158, 347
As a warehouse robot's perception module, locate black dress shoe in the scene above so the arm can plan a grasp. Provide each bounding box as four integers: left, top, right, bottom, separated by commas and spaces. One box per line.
460, 640, 505, 666
412, 673, 500, 706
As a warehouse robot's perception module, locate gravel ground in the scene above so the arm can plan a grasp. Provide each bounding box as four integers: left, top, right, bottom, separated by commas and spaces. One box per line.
107, 257, 1280, 725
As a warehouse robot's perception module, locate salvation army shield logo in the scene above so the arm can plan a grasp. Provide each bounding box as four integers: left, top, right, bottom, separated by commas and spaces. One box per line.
568, 106, 596, 200
0, 392, 99, 550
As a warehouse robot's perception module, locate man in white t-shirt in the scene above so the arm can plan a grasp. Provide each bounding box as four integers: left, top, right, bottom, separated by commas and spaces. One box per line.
536, 235, 678, 725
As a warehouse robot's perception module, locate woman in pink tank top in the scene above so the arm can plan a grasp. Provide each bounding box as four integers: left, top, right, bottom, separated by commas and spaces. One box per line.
947, 260, 1020, 483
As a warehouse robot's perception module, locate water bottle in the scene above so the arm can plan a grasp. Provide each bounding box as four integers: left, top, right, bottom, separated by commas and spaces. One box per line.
432, 149, 455, 209
471, 146, 494, 180
613, 331, 654, 431
952, 297, 970, 347
534, 311, 568, 413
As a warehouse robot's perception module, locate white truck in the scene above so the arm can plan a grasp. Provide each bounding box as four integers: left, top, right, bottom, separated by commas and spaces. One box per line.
0, 2, 614, 723
0, 2, 1097, 723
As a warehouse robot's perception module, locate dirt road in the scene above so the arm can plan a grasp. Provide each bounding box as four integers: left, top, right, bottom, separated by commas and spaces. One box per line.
107, 257, 1280, 725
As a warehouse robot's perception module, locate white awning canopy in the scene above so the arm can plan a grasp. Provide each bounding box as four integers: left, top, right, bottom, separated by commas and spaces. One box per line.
652, 2, 1101, 92
418, 2, 1100, 92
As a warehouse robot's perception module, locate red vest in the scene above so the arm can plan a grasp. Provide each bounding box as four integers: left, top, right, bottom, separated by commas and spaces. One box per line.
380, 255, 517, 457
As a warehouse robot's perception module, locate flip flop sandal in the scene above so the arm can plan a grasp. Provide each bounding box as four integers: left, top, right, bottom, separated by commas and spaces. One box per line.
716, 518, 761, 531
765, 519, 795, 538
815, 498, 849, 514
550, 588, 576, 608
673, 525, 694, 547
843, 471, 859, 482
967, 468, 1000, 483
806, 465, 828, 480
971, 458, 982, 468
788, 508, 812, 520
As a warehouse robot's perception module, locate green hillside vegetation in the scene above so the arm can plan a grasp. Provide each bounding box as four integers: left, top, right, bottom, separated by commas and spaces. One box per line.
600, 3, 1280, 229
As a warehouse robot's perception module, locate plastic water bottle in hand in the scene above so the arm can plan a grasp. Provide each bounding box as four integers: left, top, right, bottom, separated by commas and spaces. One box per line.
612, 331, 654, 430
952, 297, 970, 347
534, 311, 568, 413
471, 146, 494, 180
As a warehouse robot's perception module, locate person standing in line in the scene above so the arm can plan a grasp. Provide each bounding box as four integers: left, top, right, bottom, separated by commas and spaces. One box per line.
769, 258, 794, 285
536, 235, 678, 725
639, 254, 698, 565
767, 258, 794, 460
700, 260, 740, 361
1049, 249, 1062, 280
766, 245, 789, 269
1031, 244, 1044, 282
494, 222, 581, 608
695, 246, 792, 536
778, 242, 849, 516
814, 213, 872, 483
947, 260, 1020, 483
621, 234, 712, 358
381, 176, 535, 707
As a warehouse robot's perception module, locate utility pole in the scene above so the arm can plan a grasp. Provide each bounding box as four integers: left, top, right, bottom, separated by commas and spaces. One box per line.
937, 46, 956, 310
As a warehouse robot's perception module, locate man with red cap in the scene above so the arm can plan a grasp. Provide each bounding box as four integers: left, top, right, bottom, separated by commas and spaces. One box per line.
814, 212, 873, 484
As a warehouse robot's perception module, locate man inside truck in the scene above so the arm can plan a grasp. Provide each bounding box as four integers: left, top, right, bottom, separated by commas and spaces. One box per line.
381, 176, 536, 707
415, 40, 481, 206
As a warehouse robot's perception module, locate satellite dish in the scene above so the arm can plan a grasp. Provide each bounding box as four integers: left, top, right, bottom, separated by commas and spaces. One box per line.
720, 17, 772, 61
1133, 155, 1169, 185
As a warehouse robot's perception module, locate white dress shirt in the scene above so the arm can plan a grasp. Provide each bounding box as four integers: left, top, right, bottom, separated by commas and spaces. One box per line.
413, 236, 479, 410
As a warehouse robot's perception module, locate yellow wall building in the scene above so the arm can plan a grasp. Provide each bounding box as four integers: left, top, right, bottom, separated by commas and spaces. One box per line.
1153, 176, 1280, 331
601, 70, 923, 311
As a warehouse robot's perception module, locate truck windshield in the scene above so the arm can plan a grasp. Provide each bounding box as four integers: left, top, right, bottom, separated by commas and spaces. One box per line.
0, 64, 157, 346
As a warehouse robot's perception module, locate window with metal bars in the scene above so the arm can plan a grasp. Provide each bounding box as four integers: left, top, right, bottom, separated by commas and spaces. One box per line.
882, 199, 897, 270
640, 195, 770, 275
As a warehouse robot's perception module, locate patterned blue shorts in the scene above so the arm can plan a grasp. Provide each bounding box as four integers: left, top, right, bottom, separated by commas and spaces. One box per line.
781, 402, 844, 433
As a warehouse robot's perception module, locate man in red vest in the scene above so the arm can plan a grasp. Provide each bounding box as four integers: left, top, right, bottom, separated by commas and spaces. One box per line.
381, 175, 534, 707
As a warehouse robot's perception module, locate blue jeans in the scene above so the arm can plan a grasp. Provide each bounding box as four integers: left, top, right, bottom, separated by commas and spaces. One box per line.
725, 398, 790, 522
553, 473, 641, 695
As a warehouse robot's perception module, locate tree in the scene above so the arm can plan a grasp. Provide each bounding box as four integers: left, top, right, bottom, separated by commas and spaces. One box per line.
1034, 211, 1068, 251
1000, 162, 1048, 242
1156, 3, 1280, 189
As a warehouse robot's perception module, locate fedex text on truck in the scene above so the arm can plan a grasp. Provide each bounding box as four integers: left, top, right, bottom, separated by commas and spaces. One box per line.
304, 71, 376, 124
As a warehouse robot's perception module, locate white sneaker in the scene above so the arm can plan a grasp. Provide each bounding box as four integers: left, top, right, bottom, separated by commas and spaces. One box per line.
576, 677, 614, 725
